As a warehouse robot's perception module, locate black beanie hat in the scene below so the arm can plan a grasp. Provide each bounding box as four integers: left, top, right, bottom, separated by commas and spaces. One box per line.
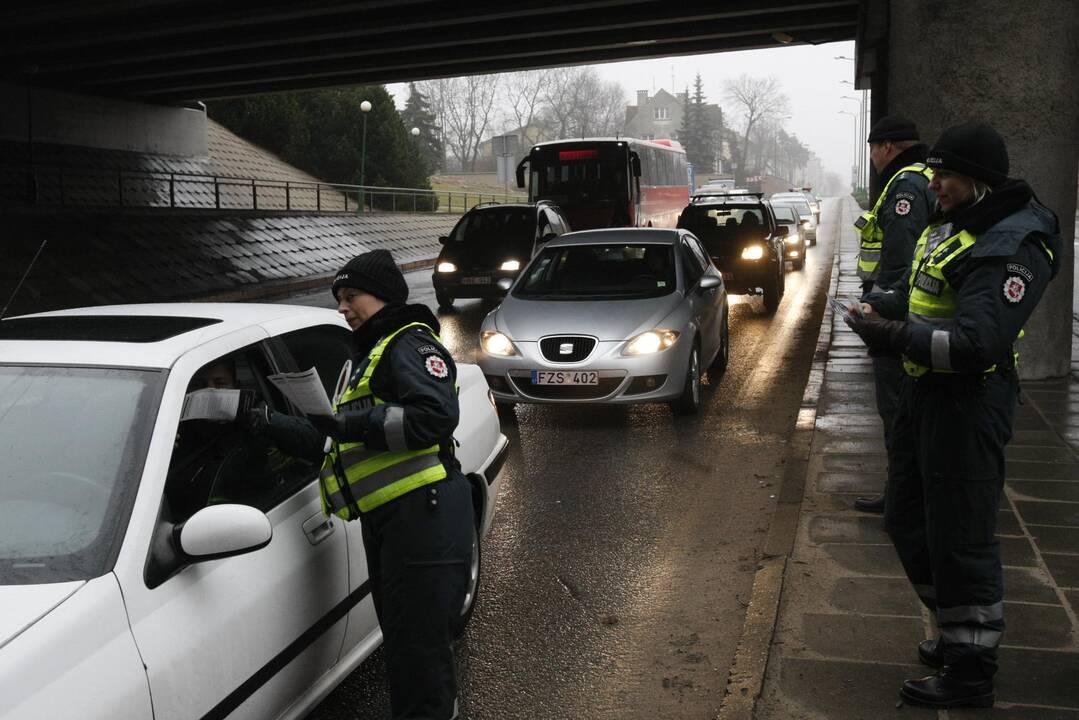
866, 115, 920, 144
331, 249, 409, 304
925, 121, 1009, 188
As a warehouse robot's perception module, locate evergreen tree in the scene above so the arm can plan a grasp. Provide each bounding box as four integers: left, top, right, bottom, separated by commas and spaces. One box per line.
208, 86, 430, 196
400, 82, 444, 174
679, 74, 717, 173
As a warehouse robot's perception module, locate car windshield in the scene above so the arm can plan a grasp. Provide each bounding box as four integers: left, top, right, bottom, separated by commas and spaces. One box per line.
531, 146, 628, 208
772, 205, 798, 223
514, 243, 675, 300
0, 365, 165, 585
773, 199, 812, 217
678, 205, 768, 244
453, 208, 534, 244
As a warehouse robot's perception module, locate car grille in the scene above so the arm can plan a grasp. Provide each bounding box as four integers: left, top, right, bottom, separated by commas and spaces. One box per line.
510, 376, 622, 400
539, 335, 596, 363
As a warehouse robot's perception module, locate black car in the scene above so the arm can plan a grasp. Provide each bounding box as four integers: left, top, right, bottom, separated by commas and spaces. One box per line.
676, 193, 787, 313
432, 201, 571, 309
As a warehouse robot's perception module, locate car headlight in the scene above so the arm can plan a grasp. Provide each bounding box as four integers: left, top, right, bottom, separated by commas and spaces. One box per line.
500, 259, 521, 272
437, 261, 457, 273
481, 331, 518, 356
801, 218, 814, 228
623, 329, 680, 355
741, 245, 765, 261
784, 235, 799, 244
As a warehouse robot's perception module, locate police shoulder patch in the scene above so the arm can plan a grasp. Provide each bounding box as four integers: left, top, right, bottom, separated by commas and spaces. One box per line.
894, 198, 912, 216
424, 354, 449, 378
1003, 275, 1027, 304
894, 190, 916, 201
414, 344, 441, 356
1006, 262, 1034, 282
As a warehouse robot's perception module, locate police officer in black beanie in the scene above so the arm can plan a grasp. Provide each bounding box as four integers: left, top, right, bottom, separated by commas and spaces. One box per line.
849, 121, 1062, 708
852, 115, 936, 514
249, 248, 474, 719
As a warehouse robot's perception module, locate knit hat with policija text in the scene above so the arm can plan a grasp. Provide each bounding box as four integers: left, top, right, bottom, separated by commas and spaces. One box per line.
925, 121, 1009, 188
866, 115, 920, 144
331, 249, 409, 304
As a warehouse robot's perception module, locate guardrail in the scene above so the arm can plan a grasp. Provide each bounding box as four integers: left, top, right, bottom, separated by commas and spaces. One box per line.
1, 164, 527, 214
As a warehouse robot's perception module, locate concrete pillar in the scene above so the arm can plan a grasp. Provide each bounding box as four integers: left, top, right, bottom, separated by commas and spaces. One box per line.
885, 0, 1079, 379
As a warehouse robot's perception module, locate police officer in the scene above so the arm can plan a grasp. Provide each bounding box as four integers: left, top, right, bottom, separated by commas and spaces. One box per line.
852, 116, 935, 514
848, 122, 1061, 708
251, 249, 473, 720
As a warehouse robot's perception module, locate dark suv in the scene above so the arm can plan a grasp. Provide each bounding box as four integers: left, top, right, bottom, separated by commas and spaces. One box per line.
676, 193, 787, 313
432, 201, 571, 309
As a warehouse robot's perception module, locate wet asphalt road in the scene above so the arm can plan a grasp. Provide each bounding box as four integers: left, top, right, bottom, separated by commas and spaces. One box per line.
289, 199, 841, 719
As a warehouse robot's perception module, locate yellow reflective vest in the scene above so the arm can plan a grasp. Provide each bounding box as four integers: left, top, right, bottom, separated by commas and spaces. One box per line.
319, 322, 448, 520
901, 224, 1053, 377
855, 164, 934, 281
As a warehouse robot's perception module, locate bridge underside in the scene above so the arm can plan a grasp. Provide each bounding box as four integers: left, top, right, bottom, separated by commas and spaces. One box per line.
0, 0, 858, 103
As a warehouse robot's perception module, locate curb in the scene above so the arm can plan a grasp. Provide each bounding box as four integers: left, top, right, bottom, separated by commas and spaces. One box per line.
716, 202, 844, 720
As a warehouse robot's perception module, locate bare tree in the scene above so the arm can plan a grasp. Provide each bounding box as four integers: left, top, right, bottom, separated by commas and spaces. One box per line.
539, 66, 625, 140
425, 74, 501, 172
503, 70, 550, 148
723, 74, 789, 185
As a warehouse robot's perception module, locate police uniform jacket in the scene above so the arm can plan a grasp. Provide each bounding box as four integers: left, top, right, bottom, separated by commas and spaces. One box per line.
865, 143, 936, 297
259, 303, 458, 466
866, 180, 1061, 374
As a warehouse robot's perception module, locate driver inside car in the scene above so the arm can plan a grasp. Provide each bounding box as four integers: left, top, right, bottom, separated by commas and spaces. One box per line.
166, 357, 284, 520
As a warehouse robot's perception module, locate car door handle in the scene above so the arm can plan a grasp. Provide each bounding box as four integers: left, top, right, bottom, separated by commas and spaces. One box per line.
302, 512, 335, 546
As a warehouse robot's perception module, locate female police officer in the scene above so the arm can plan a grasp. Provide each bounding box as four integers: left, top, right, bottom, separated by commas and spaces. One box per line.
251, 249, 473, 720
847, 122, 1061, 709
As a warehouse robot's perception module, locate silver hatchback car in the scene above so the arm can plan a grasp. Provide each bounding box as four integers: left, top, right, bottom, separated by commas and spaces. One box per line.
477, 228, 729, 414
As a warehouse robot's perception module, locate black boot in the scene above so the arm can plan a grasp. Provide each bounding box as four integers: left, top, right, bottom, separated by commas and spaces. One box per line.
900, 668, 994, 708
854, 493, 885, 513
918, 638, 943, 668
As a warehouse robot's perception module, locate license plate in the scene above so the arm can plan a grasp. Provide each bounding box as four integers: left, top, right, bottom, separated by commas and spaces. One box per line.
461, 276, 491, 285
531, 370, 599, 385
722, 271, 734, 282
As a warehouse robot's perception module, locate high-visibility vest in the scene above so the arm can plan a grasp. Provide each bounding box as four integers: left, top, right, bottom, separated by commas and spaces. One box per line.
855, 164, 934, 281
319, 322, 449, 519
901, 224, 1053, 377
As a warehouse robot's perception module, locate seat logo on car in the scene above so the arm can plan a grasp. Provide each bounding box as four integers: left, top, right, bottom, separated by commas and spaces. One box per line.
559, 343, 574, 355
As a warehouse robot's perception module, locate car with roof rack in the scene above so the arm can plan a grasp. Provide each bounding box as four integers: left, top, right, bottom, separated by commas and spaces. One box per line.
432, 200, 571, 309
676, 193, 787, 313
0, 303, 508, 720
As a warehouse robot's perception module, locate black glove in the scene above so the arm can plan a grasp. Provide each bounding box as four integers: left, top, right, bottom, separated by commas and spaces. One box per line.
846, 313, 911, 353
236, 400, 272, 434
308, 412, 347, 439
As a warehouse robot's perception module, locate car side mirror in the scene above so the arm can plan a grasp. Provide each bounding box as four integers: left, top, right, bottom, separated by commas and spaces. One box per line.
698, 275, 721, 290
496, 277, 514, 292
175, 504, 272, 560
515, 159, 527, 189
539, 232, 558, 243
775, 225, 789, 237
438, 235, 449, 245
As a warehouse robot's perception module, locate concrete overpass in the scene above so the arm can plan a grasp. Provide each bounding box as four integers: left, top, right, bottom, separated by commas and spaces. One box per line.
1, 0, 1076, 377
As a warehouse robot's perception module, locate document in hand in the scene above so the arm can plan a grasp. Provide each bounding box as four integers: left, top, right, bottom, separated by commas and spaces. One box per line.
181, 388, 242, 422
267, 368, 335, 418
826, 293, 864, 319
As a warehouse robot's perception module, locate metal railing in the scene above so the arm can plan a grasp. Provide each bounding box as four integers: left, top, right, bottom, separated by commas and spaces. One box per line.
1, 163, 527, 214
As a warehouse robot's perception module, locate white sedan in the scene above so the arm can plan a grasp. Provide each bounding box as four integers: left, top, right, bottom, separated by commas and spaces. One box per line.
0, 303, 507, 720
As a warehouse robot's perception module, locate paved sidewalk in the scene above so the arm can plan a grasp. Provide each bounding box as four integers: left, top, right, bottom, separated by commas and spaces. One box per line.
755, 198, 1079, 719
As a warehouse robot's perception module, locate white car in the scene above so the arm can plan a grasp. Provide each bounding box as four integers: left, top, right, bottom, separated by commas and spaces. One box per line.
0, 303, 508, 720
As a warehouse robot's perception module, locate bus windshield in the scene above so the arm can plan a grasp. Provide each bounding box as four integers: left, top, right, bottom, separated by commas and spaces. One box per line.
530, 146, 628, 208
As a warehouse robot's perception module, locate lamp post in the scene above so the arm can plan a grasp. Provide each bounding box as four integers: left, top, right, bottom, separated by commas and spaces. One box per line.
840, 95, 864, 190
358, 99, 372, 214
836, 56, 869, 192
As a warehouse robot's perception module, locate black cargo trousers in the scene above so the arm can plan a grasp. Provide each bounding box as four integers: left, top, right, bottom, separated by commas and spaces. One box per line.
360, 468, 474, 720
884, 368, 1018, 680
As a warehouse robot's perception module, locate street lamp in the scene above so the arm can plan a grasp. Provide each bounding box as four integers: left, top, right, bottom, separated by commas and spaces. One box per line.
841, 95, 864, 186
359, 99, 372, 214
410, 127, 420, 138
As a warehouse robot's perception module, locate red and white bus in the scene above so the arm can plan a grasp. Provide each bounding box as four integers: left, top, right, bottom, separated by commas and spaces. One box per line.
515, 138, 690, 231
